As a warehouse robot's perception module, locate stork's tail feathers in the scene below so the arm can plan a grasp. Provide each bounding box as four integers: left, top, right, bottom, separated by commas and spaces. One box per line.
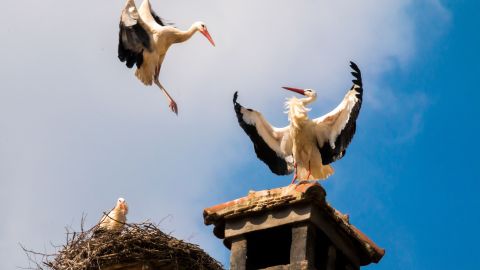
316, 164, 334, 180
135, 66, 154, 86
299, 164, 334, 181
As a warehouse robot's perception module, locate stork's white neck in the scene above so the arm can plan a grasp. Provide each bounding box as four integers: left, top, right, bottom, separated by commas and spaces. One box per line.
172, 24, 198, 43
286, 96, 315, 128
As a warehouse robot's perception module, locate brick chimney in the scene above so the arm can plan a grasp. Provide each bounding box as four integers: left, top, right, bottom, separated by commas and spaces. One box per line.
203, 182, 385, 270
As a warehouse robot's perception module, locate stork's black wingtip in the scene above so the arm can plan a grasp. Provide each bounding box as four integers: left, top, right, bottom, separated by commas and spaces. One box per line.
349, 61, 362, 88
233, 91, 239, 104
233, 91, 243, 114
352, 79, 361, 86
346, 63, 362, 93
350, 61, 360, 73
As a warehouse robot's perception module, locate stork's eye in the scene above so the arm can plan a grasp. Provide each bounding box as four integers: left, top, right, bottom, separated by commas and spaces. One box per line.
201, 24, 205, 28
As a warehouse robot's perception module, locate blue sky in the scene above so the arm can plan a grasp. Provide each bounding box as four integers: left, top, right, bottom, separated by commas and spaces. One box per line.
0, 0, 479, 269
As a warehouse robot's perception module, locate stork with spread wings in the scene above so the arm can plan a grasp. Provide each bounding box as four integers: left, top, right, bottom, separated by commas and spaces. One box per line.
233, 62, 363, 183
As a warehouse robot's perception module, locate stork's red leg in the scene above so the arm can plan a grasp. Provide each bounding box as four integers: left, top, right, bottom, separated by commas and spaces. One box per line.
291, 163, 297, 184
154, 79, 178, 115
306, 161, 311, 180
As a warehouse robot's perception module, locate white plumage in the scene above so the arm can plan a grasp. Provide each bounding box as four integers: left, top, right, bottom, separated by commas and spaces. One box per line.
118, 0, 215, 114
234, 62, 363, 182
98, 198, 129, 232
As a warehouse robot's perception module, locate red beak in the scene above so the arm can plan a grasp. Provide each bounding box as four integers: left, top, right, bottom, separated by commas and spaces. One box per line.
282, 87, 306, 96
200, 29, 215, 47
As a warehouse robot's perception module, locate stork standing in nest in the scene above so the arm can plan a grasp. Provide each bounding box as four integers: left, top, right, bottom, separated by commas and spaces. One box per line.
234, 62, 363, 183
119, 0, 215, 114
96, 198, 129, 234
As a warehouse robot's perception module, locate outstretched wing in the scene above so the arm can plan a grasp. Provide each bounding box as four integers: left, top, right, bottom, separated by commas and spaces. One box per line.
138, 0, 174, 28
314, 61, 363, 165
151, 10, 173, 27
118, 0, 152, 69
233, 92, 294, 175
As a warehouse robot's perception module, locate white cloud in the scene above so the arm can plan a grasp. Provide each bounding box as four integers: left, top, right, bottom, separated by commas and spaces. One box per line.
0, 0, 449, 268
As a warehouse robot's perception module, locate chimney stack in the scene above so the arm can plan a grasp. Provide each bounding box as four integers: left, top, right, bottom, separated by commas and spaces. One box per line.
203, 182, 384, 270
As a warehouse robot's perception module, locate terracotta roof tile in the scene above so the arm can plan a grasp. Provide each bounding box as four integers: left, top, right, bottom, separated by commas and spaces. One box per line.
203, 182, 385, 264
204, 182, 325, 225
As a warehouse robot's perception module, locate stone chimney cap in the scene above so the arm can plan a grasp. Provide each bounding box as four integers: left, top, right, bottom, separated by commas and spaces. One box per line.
203, 182, 385, 264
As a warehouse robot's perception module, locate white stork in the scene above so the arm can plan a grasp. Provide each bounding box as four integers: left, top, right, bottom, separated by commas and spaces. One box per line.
97, 197, 129, 232
233, 62, 363, 183
118, 0, 215, 115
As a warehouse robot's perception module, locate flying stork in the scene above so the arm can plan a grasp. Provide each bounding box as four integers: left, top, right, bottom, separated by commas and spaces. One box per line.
118, 0, 215, 115
233, 62, 363, 183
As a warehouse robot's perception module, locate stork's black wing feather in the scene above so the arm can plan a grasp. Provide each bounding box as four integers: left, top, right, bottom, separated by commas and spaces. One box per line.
317, 61, 363, 165
233, 92, 293, 175
118, 3, 151, 69
150, 10, 173, 27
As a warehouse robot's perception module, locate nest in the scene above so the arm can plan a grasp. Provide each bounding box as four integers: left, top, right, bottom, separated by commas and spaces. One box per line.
25, 221, 223, 270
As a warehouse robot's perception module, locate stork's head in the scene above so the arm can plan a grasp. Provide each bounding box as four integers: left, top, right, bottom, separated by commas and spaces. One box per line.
282, 87, 317, 106
116, 197, 129, 215
282, 87, 317, 98
282, 87, 316, 123
303, 89, 317, 98
194, 21, 215, 47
